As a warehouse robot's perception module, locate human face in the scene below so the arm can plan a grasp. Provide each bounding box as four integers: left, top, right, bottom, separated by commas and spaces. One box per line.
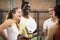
27, 4, 30, 12
24, 4, 30, 16
13, 9, 22, 21
48, 8, 54, 18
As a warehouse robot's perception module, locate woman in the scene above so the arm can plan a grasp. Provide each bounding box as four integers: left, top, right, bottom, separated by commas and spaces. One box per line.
48, 3, 60, 40
0, 7, 22, 40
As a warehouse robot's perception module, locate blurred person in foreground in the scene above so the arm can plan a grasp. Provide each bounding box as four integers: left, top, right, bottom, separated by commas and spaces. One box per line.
48, 3, 60, 40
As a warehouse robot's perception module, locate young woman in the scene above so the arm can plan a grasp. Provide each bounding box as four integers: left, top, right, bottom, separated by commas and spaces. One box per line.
0, 7, 22, 40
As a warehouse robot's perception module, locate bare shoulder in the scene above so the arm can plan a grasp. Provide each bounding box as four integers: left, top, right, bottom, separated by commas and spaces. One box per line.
4, 19, 14, 26
0, 19, 13, 30
5, 19, 13, 24
7, 19, 12, 21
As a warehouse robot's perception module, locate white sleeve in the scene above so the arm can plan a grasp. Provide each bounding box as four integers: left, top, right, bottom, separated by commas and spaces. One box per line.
43, 21, 48, 30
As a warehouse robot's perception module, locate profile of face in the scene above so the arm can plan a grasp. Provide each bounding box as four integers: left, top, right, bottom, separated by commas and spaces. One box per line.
27, 4, 30, 12
22, 2, 30, 16
48, 8, 55, 18
13, 9, 22, 20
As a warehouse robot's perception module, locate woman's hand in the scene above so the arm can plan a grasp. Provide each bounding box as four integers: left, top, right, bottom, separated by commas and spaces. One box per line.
23, 34, 29, 38
17, 34, 29, 40
17, 34, 29, 39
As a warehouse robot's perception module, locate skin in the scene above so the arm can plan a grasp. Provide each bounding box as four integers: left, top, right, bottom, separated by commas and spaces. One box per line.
48, 17, 59, 40
0, 8, 22, 40
42, 8, 55, 40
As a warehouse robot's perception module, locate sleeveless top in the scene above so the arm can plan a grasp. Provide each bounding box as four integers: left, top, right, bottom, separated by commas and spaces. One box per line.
53, 24, 60, 40
7, 23, 19, 40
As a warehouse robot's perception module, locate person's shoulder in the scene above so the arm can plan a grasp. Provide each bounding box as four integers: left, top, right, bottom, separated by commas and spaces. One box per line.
0, 19, 14, 28
29, 16, 35, 20
46, 18, 51, 21
21, 16, 26, 20
6, 19, 13, 21
5, 19, 13, 24
20, 16, 24, 19
44, 18, 51, 23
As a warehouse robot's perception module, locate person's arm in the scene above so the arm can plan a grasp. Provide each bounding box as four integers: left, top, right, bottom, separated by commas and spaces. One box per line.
23, 27, 29, 38
0, 30, 8, 40
0, 19, 13, 40
18, 26, 29, 39
43, 20, 48, 35
40, 20, 48, 40
48, 24, 58, 40
48, 26, 54, 40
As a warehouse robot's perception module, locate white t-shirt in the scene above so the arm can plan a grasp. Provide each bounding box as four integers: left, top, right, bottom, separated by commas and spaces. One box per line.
26, 16, 37, 33
20, 16, 37, 33
43, 18, 55, 30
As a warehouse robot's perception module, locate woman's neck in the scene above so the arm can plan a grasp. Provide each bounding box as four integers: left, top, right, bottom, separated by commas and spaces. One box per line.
12, 18, 18, 23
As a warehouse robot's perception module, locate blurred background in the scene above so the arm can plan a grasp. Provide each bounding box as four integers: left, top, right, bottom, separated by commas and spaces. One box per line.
0, 0, 57, 40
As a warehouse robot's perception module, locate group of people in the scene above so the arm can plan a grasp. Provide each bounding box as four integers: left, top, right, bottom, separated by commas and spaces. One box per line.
0, 1, 60, 40
0, 2, 37, 40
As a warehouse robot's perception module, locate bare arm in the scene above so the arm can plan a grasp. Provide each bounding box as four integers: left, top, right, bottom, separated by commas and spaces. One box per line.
43, 29, 47, 35
0, 30, 8, 40
0, 19, 13, 40
48, 24, 58, 40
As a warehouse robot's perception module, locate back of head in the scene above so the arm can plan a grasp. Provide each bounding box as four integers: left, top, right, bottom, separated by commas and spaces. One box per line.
21, 2, 30, 10
54, 3, 60, 19
54, 3, 60, 23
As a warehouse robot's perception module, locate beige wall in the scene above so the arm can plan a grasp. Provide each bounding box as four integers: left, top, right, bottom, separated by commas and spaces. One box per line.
0, 0, 56, 29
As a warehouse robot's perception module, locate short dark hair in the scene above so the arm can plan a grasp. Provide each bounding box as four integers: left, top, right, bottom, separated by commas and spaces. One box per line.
21, 2, 29, 9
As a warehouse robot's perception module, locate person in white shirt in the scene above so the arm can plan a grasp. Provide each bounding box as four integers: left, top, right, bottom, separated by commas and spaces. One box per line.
21, 2, 37, 34
18, 2, 37, 40
42, 8, 56, 40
